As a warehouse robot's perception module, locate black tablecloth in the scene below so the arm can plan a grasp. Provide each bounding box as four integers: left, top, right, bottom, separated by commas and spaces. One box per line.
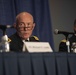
0, 52, 76, 75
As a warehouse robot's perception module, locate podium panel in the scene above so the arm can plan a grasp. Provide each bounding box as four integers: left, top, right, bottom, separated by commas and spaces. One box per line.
0, 52, 76, 75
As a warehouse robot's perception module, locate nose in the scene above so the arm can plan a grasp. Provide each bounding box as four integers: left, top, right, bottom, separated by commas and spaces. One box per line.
23, 24, 29, 31
24, 25, 28, 31
24, 27, 28, 31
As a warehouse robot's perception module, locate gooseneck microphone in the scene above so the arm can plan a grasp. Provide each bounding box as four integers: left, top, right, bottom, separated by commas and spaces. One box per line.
54, 29, 74, 53
0, 25, 13, 30
0, 25, 14, 35
54, 29, 74, 35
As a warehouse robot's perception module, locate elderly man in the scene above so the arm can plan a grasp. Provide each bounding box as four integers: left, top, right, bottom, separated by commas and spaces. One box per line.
9, 12, 39, 52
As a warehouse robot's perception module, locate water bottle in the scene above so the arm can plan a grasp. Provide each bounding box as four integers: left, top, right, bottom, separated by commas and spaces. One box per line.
0, 35, 10, 52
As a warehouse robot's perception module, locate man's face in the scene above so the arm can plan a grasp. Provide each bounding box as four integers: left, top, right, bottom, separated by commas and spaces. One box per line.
16, 15, 35, 39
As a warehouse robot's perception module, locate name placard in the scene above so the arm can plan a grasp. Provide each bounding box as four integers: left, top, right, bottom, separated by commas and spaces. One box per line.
24, 42, 53, 52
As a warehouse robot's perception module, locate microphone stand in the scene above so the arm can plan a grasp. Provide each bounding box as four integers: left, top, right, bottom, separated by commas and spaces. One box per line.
64, 34, 70, 53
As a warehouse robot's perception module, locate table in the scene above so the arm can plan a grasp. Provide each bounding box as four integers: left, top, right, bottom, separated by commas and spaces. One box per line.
0, 52, 76, 75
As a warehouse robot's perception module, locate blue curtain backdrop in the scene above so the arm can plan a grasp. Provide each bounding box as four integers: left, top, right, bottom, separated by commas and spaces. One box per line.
0, 0, 54, 50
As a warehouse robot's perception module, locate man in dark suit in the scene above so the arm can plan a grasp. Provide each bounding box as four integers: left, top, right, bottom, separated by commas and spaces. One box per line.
9, 12, 39, 52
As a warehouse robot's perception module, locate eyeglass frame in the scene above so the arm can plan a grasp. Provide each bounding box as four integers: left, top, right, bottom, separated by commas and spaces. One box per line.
16, 22, 34, 30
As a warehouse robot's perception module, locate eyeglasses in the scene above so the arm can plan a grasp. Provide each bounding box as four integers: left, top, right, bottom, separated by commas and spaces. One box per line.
17, 22, 33, 30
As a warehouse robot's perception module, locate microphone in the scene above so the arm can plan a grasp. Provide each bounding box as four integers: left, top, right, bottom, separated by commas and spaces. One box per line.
54, 29, 74, 35
0, 25, 14, 30
0, 25, 14, 35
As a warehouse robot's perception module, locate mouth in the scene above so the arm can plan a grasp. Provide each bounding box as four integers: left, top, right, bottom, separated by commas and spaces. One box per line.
22, 32, 28, 35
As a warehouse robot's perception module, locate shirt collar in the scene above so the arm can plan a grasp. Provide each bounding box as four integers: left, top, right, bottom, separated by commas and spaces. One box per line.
22, 38, 29, 42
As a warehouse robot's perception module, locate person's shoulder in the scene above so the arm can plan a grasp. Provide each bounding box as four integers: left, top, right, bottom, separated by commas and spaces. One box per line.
9, 33, 17, 38
29, 36, 39, 41
59, 39, 67, 47
61, 39, 67, 43
8, 33, 21, 42
32, 36, 39, 40
59, 39, 67, 52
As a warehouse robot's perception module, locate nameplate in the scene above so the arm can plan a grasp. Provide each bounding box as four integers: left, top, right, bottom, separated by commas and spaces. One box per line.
24, 42, 53, 52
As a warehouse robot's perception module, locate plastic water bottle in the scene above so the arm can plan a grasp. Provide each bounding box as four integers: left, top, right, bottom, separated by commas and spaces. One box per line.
0, 35, 10, 52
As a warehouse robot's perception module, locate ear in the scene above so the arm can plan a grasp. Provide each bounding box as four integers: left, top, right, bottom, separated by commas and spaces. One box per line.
32, 23, 35, 30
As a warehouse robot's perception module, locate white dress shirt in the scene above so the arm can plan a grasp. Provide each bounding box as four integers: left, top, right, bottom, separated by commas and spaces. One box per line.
22, 38, 29, 52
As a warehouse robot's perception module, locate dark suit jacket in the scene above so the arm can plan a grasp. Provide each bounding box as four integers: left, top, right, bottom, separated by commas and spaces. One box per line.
59, 41, 67, 52
9, 33, 39, 52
